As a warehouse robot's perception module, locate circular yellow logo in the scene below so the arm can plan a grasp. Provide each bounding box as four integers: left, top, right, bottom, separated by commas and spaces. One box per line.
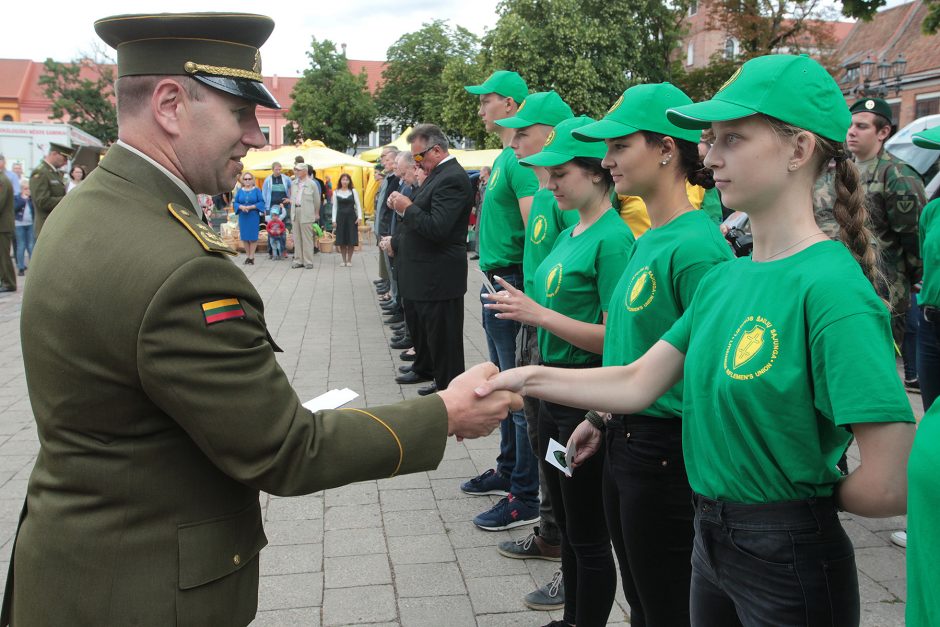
723, 315, 779, 380
607, 94, 624, 115
531, 215, 548, 244
543, 129, 557, 147
625, 267, 656, 312
545, 263, 564, 298
488, 167, 501, 191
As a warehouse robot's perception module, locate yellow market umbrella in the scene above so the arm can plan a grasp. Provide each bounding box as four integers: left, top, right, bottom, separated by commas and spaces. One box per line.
451, 149, 502, 170
244, 139, 372, 171
359, 127, 414, 162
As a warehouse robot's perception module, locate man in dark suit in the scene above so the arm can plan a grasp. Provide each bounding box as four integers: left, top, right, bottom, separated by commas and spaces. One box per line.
388, 125, 474, 395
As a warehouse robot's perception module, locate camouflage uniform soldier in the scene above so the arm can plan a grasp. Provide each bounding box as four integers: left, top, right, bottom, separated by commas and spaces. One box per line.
812, 160, 839, 239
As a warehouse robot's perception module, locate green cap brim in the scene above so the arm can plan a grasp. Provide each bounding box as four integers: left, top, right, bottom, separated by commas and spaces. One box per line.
519, 150, 573, 168
572, 119, 641, 142
666, 100, 758, 130
464, 85, 489, 96
495, 115, 537, 129
913, 127, 940, 150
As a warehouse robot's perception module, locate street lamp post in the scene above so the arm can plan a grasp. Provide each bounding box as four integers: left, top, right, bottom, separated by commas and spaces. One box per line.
851, 53, 906, 98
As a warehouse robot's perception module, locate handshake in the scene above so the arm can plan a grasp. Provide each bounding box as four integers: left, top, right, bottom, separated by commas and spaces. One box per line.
437, 362, 525, 440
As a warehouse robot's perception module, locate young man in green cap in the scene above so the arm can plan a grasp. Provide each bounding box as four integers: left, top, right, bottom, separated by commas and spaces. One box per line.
491, 89, 575, 610
1, 13, 520, 627
461, 70, 543, 531
29, 142, 73, 238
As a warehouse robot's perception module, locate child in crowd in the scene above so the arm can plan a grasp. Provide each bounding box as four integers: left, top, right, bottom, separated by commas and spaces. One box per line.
266, 208, 287, 260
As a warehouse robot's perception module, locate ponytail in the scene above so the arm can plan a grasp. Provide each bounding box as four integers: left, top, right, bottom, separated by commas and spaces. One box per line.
641, 132, 715, 189
830, 158, 880, 288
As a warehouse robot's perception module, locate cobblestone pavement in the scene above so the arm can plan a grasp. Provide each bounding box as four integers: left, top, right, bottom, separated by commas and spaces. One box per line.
0, 245, 916, 626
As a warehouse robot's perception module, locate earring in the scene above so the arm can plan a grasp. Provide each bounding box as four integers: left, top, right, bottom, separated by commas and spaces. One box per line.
788, 163, 797, 172
593, 177, 601, 183
661, 155, 672, 165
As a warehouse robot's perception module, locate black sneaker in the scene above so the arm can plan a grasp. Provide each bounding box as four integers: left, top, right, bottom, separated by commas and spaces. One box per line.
904, 378, 920, 393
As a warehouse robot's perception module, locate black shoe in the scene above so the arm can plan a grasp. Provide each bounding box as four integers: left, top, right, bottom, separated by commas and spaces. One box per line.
469, 254, 479, 260
17, 269, 25, 276
376, 287, 389, 295
395, 371, 432, 384
390, 337, 413, 349
390, 323, 407, 332
391, 334, 410, 343
373, 279, 386, 285
400, 350, 416, 361
0, 286, 15, 293
399, 365, 413, 373
384, 313, 404, 324
381, 302, 398, 311
418, 383, 438, 396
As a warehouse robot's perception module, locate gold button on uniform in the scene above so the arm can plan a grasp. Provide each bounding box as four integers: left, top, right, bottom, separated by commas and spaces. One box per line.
233, 554, 241, 566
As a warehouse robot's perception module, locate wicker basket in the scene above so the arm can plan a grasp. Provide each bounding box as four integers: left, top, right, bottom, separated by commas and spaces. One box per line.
319, 231, 336, 254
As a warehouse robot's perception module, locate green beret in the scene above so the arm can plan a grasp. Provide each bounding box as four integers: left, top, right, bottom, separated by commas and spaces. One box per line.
849, 98, 893, 123
94, 12, 280, 109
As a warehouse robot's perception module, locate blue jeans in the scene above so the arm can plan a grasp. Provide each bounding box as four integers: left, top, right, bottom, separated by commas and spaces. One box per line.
918, 307, 940, 411
481, 271, 539, 504
14, 224, 34, 271
690, 495, 858, 627
269, 234, 285, 258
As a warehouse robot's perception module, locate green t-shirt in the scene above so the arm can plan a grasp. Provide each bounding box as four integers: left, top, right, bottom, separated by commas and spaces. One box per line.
907, 401, 940, 626
700, 187, 724, 225
523, 188, 579, 294
533, 209, 634, 365
603, 210, 733, 418
479, 147, 539, 271
918, 198, 940, 308
661, 240, 914, 503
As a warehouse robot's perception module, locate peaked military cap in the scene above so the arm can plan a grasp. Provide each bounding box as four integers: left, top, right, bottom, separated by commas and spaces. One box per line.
48, 142, 75, 157
94, 12, 280, 109
849, 98, 893, 124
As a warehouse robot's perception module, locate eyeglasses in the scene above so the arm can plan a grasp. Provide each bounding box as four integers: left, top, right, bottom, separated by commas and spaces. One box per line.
413, 145, 438, 163
242, 176, 253, 181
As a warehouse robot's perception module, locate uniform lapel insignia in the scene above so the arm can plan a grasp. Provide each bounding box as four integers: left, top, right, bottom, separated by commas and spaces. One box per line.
167, 202, 236, 255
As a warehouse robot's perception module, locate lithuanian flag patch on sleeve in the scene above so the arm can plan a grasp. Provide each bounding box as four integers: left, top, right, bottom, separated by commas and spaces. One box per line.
202, 298, 246, 325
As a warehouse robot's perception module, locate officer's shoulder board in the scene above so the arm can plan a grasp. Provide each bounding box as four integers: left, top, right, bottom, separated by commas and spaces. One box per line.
167, 202, 236, 256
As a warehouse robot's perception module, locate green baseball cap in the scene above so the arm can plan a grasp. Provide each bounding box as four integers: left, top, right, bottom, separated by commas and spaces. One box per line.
95, 12, 280, 109
464, 70, 529, 105
573, 83, 700, 144
913, 126, 940, 150
666, 54, 851, 142
495, 91, 574, 129
849, 97, 893, 124
519, 116, 607, 167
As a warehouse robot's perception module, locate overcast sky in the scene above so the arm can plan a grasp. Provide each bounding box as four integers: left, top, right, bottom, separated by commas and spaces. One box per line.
0, 1, 502, 76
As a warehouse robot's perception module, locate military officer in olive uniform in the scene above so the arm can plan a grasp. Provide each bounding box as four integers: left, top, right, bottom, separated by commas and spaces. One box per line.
0, 171, 14, 293
1, 13, 518, 627
29, 142, 72, 238
813, 97, 926, 344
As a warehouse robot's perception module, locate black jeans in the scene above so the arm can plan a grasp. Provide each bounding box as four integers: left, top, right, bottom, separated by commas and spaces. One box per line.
538, 398, 615, 627
918, 305, 940, 410
603, 415, 693, 627
690, 494, 859, 627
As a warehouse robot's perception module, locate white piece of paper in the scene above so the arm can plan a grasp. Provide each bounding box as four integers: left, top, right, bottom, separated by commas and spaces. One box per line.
302, 388, 359, 412
477, 268, 497, 294
545, 437, 576, 478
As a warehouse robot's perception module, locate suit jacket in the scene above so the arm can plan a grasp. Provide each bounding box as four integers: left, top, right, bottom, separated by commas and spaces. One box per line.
2, 145, 448, 627
29, 160, 66, 237
396, 158, 473, 302
290, 177, 320, 223
377, 175, 400, 236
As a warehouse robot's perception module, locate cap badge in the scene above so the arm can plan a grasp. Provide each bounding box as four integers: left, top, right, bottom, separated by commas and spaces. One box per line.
865, 100, 875, 110
543, 129, 557, 146
719, 66, 742, 93
607, 95, 624, 115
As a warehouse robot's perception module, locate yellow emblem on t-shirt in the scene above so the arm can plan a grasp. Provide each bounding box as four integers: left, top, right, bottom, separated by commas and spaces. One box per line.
545, 263, 564, 298
723, 315, 779, 380
626, 267, 656, 312
531, 215, 548, 244
488, 168, 501, 191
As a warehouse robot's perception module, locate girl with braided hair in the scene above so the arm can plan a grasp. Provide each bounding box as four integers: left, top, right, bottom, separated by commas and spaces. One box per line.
476, 54, 915, 626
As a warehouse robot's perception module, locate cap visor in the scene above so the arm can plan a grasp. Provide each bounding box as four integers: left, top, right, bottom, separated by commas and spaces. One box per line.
464, 85, 488, 95
195, 75, 281, 109
913, 127, 940, 150
495, 115, 535, 129
666, 100, 756, 130
519, 150, 572, 168
572, 119, 640, 142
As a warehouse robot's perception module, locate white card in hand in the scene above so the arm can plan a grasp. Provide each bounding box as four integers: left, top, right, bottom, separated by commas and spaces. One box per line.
545, 437, 576, 478
302, 388, 359, 412
477, 269, 497, 294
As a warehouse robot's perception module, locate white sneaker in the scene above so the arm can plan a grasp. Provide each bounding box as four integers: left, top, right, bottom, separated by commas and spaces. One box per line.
890, 530, 907, 548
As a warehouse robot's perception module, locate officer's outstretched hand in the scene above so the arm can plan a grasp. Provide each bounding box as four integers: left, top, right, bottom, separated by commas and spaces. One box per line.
439, 363, 522, 440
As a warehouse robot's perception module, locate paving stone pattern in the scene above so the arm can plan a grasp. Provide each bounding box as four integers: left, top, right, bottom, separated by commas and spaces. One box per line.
0, 246, 916, 626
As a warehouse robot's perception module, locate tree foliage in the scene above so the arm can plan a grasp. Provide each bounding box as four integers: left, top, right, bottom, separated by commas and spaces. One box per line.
39, 58, 118, 143
671, 57, 739, 103
377, 20, 480, 133
288, 37, 377, 153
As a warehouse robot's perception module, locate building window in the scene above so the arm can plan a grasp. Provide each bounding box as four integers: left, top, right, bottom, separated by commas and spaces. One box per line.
845, 66, 859, 83
379, 124, 393, 146
1, 114, 12, 121
260, 126, 270, 144
688, 1, 698, 15
887, 101, 901, 125
282, 126, 293, 146
916, 98, 940, 119
686, 42, 694, 67
724, 38, 738, 61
